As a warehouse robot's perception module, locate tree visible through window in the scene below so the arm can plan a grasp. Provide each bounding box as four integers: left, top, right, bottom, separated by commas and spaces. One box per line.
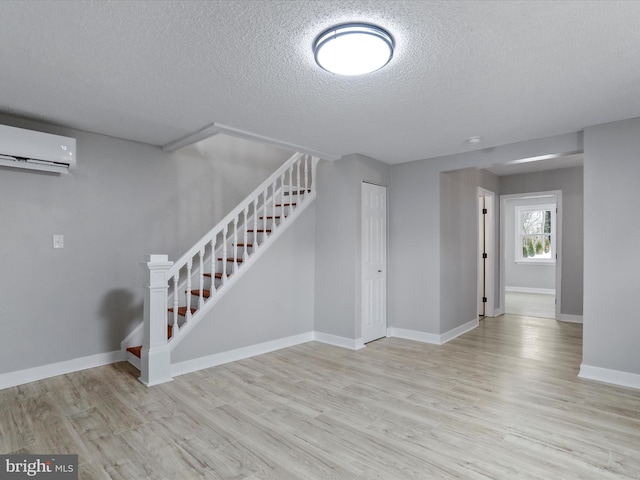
515, 204, 555, 263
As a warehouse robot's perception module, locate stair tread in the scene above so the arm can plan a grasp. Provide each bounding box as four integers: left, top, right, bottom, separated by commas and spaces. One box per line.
127, 346, 142, 358
218, 257, 244, 262
259, 215, 286, 219
284, 189, 311, 195
203, 272, 231, 279
276, 203, 296, 207
190, 289, 211, 298
127, 325, 173, 359
168, 306, 197, 316
247, 229, 272, 233
234, 243, 253, 247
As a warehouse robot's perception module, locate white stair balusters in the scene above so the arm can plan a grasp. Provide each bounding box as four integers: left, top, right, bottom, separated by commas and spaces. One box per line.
253, 198, 259, 251
263, 190, 268, 239
305, 155, 309, 192
222, 224, 228, 283
172, 272, 180, 335
271, 181, 278, 231
185, 259, 193, 322
296, 157, 302, 206
288, 163, 294, 216
198, 248, 205, 309
311, 155, 317, 192
232, 218, 238, 274
210, 236, 217, 293
243, 205, 249, 262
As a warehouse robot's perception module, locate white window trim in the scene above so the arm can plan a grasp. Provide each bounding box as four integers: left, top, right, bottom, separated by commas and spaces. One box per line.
515, 203, 556, 265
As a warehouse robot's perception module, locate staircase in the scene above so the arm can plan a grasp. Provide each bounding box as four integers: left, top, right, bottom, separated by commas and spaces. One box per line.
123, 152, 318, 386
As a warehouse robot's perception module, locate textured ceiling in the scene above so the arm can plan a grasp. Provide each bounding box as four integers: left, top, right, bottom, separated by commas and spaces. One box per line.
1, 0, 640, 164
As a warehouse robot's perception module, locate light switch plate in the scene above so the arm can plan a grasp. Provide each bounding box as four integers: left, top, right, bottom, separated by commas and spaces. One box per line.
53, 234, 64, 248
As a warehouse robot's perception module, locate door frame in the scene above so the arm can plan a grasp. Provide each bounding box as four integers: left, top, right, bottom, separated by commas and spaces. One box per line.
477, 188, 496, 317
500, 190, 562, 319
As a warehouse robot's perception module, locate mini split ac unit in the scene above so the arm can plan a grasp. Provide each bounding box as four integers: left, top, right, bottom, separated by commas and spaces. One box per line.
0, 124, 76, 174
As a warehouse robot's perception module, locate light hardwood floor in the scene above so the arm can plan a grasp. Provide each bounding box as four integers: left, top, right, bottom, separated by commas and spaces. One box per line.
2, 315, 640, 479
504, 291, 556, 319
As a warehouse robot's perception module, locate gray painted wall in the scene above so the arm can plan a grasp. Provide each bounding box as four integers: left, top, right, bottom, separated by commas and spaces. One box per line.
314, 154, 390, 340
501, 167, 583, 315
389, 133, 581, 335
440, 168, 500, 331
0, 115, 291, 375
583, 118, 640, 375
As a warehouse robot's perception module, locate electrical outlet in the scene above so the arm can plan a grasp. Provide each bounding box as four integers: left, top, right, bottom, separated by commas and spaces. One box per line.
53, 235, 64, 249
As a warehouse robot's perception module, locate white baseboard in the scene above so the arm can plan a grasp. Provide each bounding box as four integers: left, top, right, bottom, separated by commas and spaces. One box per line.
126, 351, 141, 370
558, 314, 583, 324
0, 350, 125, 391
388, 319, 478, 346
506, 286, 555, 295
440, 319, 479, 344
579, 364, 640, 390
314, 332, 365, 350
387, 327, 441, 344
171, 332, 314, 377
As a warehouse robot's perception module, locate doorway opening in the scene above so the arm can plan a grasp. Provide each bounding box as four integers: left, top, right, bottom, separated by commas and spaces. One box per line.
500, 191, 562, 320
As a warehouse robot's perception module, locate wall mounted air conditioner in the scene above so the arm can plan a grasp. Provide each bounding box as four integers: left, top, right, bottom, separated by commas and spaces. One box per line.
0, 124, 76, 174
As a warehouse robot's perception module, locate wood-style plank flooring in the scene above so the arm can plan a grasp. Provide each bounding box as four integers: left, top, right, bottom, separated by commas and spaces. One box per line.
2, 315, 640, 479
505, 291, 556, 319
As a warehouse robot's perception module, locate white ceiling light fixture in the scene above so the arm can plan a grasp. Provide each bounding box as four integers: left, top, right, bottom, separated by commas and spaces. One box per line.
313, 23, 394, 76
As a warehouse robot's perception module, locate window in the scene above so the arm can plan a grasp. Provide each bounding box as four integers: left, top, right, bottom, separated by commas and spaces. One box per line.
515, 203, 556, 263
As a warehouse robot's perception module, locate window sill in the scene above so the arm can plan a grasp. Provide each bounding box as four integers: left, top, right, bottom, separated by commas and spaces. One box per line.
515, 260, 556, 266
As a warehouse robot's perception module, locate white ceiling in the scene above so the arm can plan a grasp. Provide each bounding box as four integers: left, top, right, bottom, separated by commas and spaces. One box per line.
1, 0, 639, 165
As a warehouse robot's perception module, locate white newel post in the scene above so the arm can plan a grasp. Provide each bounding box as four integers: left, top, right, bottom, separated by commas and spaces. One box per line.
139, 254, 174, 386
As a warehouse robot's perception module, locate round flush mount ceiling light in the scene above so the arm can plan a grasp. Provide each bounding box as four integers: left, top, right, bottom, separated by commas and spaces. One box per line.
467, 136, 483, 144
313, 23, 394, 76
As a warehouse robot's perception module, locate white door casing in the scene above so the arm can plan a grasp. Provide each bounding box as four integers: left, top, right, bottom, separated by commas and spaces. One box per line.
477, 188, 495, 317
361, 182, 387, 343
500, 190, 562, 320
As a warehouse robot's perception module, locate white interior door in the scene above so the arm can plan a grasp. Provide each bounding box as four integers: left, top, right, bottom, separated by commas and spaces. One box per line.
362, 182, 387, 343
